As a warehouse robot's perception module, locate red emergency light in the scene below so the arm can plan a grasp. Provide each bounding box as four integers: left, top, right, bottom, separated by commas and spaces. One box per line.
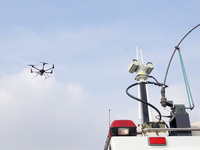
148, 137, 166, 146
109, 120, 137, 137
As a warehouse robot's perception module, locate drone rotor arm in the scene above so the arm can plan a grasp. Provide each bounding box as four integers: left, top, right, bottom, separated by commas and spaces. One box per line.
31, 71, 40, 73
44, 68, 53, 72
44, 65, 55, 71
28, 64, 40, 71
32, 66, 40, 71
45, 70, 53, 74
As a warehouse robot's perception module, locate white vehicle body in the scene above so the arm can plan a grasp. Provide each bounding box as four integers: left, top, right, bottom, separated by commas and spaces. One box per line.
105, 122, 200, 150
110, 136, 200, 150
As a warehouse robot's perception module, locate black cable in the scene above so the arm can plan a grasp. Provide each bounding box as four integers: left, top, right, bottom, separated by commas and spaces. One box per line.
126, 83, 162, 121
147, 81, 168, 87
163, 24, 200, 85
136, 75, 168, 87
148, 76, 160, 84
163, 122, 172, 135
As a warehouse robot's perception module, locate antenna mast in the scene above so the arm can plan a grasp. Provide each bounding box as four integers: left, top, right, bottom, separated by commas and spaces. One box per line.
128, 47, 154, 130
109, 109, 110, 127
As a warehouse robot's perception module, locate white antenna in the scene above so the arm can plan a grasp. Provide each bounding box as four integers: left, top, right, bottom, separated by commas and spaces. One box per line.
109, 109, 111, 127
138, 47, 153, 125
140, 49, 144, 64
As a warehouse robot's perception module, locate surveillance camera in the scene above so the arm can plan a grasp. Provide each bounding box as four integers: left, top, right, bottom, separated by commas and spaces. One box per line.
146, 62, 154, 74
128, 59, 139, 73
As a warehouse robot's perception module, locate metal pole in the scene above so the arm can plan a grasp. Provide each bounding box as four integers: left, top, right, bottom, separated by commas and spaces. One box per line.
139, 82, 149, 123
145, 84, 153, 121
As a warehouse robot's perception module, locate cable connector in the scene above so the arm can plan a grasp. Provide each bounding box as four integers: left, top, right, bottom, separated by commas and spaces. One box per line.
160, 85, 167, 107
175, 46, 180, 51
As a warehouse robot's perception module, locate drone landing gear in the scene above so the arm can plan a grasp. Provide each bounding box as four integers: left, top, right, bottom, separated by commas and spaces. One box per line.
42, 73, 52, 81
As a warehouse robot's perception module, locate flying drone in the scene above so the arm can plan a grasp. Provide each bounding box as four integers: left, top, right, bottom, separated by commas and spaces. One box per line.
28, 62, 55, 80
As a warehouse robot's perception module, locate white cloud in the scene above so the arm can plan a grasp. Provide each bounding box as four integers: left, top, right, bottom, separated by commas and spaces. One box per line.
0, 69, 110, 150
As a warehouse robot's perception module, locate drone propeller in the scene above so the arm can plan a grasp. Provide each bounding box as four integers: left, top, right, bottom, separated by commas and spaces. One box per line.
40, 62, 48, 65
28, 64, 36, 67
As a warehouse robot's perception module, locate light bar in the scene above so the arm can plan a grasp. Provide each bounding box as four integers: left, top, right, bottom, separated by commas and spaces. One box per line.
148, 137, 166, 146
109, 120, 137, 137
110, 120, 136, 128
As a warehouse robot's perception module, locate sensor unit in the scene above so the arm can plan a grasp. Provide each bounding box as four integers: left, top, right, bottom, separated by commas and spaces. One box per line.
146, 62, 154, 74
128, 59, 139, 73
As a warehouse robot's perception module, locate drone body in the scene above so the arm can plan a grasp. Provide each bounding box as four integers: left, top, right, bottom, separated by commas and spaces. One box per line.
29, 62, 54, 80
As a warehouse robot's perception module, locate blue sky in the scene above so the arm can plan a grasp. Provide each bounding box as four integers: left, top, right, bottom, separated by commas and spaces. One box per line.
0, 0, 200, 150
